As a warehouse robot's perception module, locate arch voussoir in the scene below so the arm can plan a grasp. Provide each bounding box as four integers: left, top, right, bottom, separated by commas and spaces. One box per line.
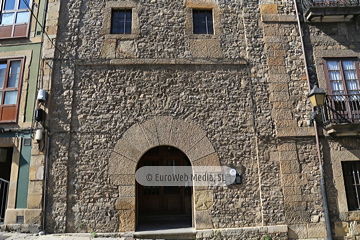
139, 118, 159, 148
122, 124, 150, 153
155, 116, 173, 146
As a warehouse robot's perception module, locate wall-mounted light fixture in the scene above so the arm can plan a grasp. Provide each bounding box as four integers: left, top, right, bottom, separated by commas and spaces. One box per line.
229, 168, 242, 185
37, 89, 47, 103
35, 129, 44, 142
308, 85, 326, 122
308, 85, 326, 108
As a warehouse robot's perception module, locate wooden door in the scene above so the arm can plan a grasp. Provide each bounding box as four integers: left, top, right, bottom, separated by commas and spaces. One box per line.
137, 146, 191, 216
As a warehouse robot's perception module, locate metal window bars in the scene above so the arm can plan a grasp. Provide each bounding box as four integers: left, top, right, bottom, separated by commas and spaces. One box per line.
0, 178, 9, 224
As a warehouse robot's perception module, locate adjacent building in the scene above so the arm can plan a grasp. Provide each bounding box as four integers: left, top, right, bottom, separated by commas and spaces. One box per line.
0, 0, 59, 232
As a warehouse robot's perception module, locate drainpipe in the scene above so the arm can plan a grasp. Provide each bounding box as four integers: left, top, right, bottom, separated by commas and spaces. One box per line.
293, 0, 333, 239
42, 132, 51, 232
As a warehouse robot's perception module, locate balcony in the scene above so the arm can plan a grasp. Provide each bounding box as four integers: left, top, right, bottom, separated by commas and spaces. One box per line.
301, 0, 360, 22
322, 94, 360, 136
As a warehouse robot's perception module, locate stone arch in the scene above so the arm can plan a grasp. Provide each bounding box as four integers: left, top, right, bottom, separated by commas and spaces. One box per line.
109, 116, 220, 232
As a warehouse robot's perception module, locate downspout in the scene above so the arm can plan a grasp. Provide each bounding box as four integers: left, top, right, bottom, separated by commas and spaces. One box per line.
41, 0, 50, 233
293, 0, 333, 239
42, 132, 51, 232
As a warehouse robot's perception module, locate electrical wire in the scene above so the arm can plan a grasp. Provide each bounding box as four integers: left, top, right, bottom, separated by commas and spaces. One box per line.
20, 0, 69, 59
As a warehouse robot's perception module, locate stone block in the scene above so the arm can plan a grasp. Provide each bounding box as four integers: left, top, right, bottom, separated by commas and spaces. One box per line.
122, 124, 150, 154
140, 118, 159, 148
278, 142, 296, 152
24, 209, 42, 225
274, 50, 287, 57
192, 153, 220, 167
267, 225, 288, 233
288, 224, 308, 239
260, 4, 278, 14
268, 74, 290, 82
268, 57, 285, 66
279, 151, 297, 161
187, 137, 215, 162
195, 190, 214, 210
155, 116, 173, 146
269, 152, 279, 161
334, 222, 348, 237
119, 210, 135, 232
28, 181, 43, 195
101, 38, 116, 59
276, 120, 297, 128
272, 101, 290, 109
349, 212, 360, 221
116, 40, 136, 58
108, 152, 137, 175
119, 185, 135, 197
110, 174, 135, 186
190, 39, 222, 58
280, 161, 292, 174
27, 194, 42, 209
307, 222, 327, 238
269, 92, 290, 102
113, 138, 142, 162
296, 127, 315, 137
282, 173, 308, 186
284, 202, 307, 211
263, 25, 280, 37
115, 197, 135, 210
196, 211, 213, 230
269, 83, 288, 92
283, 186, 295, 195
268, 66, 286, 74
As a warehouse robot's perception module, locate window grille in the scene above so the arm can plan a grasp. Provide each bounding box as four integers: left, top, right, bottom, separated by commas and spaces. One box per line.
111, 9, 132, 34
193, 9, 213, 34
342, 161, 360, 211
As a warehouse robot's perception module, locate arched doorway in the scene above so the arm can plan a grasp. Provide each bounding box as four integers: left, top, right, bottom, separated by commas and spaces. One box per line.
136, 146, 193, 231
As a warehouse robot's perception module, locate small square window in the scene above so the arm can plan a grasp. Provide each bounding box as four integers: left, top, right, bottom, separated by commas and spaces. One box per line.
193, 9, 213, 34
111, 9, 132, 34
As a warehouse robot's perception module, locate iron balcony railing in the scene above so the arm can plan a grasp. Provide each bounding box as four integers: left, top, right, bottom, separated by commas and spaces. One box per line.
0, 178, 9, 224
322, 94, 360, 126
302, 0, 360, 10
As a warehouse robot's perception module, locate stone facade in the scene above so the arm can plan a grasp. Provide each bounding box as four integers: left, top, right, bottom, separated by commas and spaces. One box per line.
45, 0, 360, 239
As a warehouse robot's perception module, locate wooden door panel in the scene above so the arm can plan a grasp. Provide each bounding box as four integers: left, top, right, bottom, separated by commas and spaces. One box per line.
164, 196, 181, 212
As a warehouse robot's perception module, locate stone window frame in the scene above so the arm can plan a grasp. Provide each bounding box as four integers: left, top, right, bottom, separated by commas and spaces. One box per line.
185, 1, 221, 39
101, 1, 140, 40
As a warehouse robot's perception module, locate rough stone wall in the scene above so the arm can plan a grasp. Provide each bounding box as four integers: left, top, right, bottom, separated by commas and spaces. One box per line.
47, 0, 331, 239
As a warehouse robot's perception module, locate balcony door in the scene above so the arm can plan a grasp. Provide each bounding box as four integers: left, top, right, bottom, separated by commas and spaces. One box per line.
324, 59, 360, 123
